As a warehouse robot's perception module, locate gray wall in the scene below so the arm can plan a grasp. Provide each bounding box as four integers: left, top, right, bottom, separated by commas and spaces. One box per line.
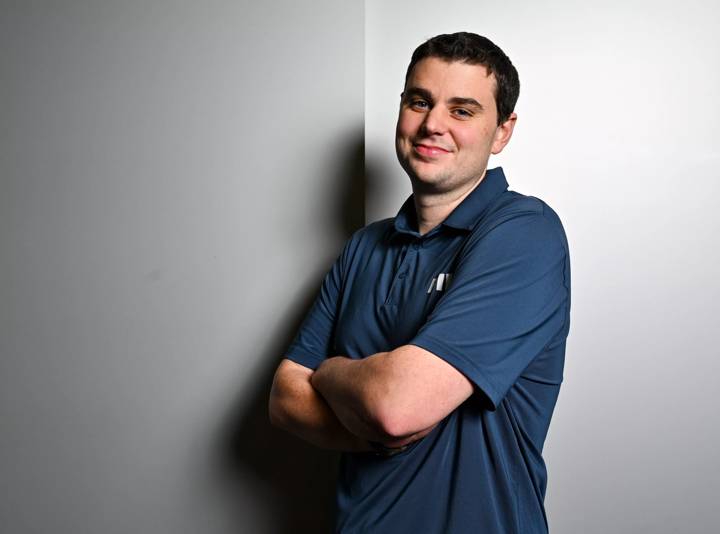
1, 2, 363, 532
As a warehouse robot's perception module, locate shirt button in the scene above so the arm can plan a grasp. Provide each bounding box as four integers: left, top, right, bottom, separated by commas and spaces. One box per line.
398, 271, 407, 279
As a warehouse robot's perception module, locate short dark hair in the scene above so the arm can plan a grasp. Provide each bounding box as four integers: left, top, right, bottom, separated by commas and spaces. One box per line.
404, 32, 520, 125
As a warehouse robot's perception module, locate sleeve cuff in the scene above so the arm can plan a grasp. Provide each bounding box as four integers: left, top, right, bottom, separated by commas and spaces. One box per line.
409, 336, 501, 411
284, 344, 326, 371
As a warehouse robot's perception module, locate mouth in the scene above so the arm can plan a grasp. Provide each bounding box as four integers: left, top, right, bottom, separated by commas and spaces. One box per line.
413, 143, 451, 157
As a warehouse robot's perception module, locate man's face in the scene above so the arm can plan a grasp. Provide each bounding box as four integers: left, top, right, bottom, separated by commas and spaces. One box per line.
395, 57, 516, 194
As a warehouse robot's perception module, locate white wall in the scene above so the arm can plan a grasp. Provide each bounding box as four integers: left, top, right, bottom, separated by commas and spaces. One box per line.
1, 2, 363, 532
365, 1, 720, 532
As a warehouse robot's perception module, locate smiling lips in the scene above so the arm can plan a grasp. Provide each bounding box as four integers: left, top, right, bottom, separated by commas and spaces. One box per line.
413, 143, 452, 157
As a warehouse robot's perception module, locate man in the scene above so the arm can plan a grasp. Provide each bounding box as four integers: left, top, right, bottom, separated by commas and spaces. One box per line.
269, 32, 570, 533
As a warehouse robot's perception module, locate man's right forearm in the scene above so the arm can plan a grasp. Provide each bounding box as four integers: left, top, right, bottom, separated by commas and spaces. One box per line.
269, 368, 375, 453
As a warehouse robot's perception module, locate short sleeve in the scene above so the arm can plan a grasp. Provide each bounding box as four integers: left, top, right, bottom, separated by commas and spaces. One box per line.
409, 209, 570, 409
284, 236, 354, 371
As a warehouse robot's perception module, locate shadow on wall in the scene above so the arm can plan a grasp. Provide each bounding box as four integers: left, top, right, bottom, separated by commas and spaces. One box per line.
213, 129, 368, 533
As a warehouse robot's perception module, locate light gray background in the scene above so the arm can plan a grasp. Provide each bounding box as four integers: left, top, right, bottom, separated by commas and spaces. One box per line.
2, 1, 718, 533
366, 1, 720, 533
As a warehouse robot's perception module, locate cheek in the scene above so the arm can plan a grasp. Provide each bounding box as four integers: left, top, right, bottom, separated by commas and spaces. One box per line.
455, 127, 493, 152
396, 112, 419, 139
452, 130, 475, 151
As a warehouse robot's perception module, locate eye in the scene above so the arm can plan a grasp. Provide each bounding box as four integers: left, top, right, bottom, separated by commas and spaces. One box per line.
409, 99, 429, 110
452, 108, 473, 118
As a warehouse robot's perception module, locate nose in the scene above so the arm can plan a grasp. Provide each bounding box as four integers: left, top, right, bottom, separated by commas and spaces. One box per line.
419, 105, 448, 137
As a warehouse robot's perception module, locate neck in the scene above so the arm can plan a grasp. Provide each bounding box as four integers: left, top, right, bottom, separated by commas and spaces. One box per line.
412, 171, 486, 235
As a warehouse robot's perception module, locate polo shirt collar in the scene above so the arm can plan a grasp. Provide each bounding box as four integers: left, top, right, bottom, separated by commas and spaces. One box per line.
393, 166, 509, 236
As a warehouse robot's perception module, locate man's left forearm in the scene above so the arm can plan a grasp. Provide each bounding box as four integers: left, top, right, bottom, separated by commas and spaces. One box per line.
312, 353, 440, 448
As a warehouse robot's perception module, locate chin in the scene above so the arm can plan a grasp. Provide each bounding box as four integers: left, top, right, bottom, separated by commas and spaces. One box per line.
408, 162, 446, 181
410, 172, 454, 193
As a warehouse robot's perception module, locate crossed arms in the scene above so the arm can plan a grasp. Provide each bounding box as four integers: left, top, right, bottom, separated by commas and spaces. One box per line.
268, 344, 474, 452
268, 209, 567, 453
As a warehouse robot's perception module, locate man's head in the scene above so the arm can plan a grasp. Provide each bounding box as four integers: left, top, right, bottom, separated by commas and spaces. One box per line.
403, 32, 519, 126
396, 32, 519, 194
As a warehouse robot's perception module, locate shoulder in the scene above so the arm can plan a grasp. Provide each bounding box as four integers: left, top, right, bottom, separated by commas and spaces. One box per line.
353, 217, 395, 241
336, 217, 395, 271
344, 217, 395, 252
472, 191, 568, 251
455, 191, 569, 273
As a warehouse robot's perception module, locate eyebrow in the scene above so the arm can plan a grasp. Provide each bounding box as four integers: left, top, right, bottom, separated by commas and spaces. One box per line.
403, 86, 485, 112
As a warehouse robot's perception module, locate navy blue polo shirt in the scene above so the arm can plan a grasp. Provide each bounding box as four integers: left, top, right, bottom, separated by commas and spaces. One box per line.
285, 167, 571, 534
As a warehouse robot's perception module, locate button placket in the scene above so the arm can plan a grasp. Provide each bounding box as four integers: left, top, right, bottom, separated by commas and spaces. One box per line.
384, 242, 418, 306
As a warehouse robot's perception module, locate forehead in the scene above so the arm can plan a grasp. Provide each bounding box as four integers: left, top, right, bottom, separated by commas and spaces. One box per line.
406, 57, 497, 102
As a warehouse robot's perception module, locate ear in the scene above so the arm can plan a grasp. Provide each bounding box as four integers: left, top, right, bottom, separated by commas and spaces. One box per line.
490, 112, 517, 155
